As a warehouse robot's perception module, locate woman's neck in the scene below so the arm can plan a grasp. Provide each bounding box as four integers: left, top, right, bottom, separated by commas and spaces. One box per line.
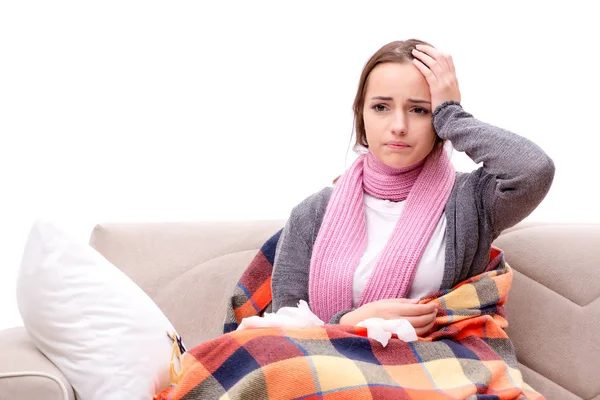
362, 150, 424, 202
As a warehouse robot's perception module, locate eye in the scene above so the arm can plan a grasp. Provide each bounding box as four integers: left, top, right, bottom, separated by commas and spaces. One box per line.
412, 107, 430, 115
372, 104, 388, 112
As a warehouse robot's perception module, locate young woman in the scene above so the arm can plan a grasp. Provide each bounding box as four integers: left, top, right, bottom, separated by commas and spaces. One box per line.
271, 38, 555, 337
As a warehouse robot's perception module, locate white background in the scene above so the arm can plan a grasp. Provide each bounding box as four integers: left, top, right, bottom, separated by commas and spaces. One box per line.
1, 1, 599, 330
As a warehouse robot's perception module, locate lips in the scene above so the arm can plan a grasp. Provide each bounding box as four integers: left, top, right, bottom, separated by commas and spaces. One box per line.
386, 141, 410, 149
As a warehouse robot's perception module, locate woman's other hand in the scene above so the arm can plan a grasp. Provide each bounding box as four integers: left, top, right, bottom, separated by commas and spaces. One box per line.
339, 298, 438, 336
411, 44, 461, 112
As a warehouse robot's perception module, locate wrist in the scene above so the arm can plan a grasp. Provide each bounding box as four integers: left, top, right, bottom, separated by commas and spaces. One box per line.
432, 100, 461, 120
431, 100, 463, 138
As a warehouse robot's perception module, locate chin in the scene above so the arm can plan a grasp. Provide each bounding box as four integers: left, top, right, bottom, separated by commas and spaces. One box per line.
382, 156, 413, 169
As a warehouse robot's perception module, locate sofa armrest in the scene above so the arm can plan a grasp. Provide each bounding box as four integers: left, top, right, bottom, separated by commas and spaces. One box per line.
0, 327, 75, 400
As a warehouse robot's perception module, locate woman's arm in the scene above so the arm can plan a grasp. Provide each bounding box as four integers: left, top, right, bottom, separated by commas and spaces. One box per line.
433, 101, 555, 236
271, 208, 311, 312
271, 188, 332, 314
412, 45, 555, 237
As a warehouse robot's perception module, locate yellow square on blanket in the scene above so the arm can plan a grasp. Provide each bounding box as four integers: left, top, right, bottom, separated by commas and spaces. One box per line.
441, 283, 480, 310
424, 358, 473, 388
310, 355, 368, 392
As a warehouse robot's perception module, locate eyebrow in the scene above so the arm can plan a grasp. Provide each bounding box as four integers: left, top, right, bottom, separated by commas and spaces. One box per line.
370, 96, 431, 104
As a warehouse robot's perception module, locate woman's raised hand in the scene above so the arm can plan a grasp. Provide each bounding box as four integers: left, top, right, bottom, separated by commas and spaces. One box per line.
339, 298, 438, 337
411, 44, 461, 112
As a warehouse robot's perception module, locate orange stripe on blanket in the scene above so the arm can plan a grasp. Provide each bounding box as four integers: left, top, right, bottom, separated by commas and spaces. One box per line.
458, 317, 504, 339
251, 277, 272, 310
262, 357, 319, 399
229, 326, 283, 345
281, 326, 335, 341
154, 354, 210, 400
233, 277, 272, 323
403, 389, 467, 400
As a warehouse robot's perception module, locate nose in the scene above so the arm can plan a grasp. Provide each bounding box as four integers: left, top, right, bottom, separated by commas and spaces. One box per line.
390, 111, 407, 136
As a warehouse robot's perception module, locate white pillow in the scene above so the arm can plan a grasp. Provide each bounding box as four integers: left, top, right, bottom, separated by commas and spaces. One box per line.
16, 219, 181, 400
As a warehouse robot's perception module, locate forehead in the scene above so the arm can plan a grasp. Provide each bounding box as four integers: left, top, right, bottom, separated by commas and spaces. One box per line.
365, 62, 430, 99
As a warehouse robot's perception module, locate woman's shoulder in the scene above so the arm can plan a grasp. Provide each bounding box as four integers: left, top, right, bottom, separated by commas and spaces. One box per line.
286, 186, 333, 228
283, 186, 333, 242
291, 186, 333, 217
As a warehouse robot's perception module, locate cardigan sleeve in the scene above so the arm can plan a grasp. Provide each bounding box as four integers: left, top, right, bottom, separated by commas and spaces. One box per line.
432, 101, 555, 237
271, 203, 312, 312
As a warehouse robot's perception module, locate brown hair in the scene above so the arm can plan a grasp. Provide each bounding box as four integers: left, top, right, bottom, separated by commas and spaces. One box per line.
333, 39, 445, 185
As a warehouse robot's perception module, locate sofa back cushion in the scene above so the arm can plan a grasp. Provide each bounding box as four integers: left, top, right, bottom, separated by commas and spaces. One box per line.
89, 220, 285, 347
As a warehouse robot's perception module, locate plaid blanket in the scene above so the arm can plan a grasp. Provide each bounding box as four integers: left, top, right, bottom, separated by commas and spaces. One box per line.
156, 230, 544, 400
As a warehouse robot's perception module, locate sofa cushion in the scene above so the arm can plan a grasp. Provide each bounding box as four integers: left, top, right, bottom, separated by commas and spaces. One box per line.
0, 327, 75, 400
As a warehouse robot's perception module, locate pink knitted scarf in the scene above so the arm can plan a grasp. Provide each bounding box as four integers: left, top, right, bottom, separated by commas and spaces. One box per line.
308, 149, 455, 322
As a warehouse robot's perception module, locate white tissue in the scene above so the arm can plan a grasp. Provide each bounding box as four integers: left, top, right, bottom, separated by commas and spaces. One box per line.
237, 302, 418, 347
237, 300, 325, 330
356, 318, 418, 347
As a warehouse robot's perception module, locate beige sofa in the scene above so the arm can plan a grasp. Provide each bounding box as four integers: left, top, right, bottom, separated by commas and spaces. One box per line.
0, 220, 598, 399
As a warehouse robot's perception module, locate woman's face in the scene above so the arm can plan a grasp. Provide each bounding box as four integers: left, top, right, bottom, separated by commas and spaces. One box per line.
363, 62, 437, 169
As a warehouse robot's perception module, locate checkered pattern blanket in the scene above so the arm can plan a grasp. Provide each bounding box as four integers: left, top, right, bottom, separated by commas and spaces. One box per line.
155, 230, 544, 400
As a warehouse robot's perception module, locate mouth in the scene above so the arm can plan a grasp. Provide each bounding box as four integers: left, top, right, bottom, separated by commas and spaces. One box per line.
385, 142, 410, 150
